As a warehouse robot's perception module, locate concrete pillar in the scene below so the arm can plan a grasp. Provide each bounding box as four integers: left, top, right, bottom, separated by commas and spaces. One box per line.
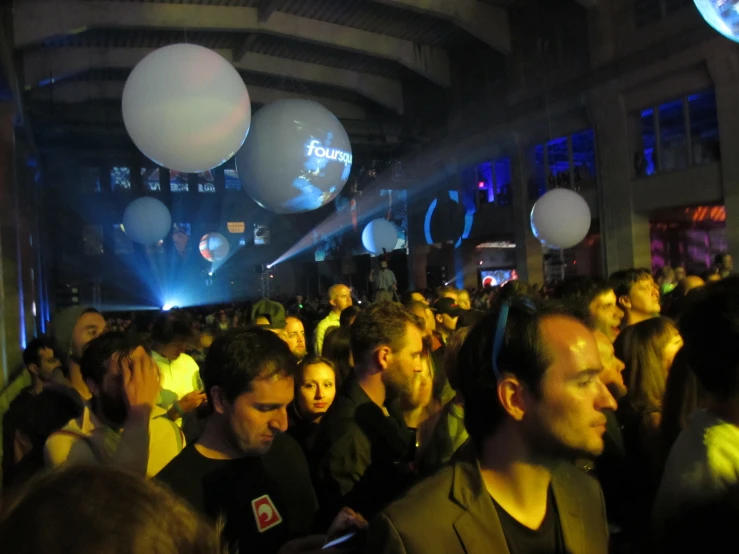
707, 43, 739, 266
511, 136, 544, 285
408, 244, 429, 291
590, 84, 652, 275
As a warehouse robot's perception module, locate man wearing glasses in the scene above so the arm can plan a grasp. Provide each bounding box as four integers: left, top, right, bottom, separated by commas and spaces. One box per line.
364, 298, 616, 554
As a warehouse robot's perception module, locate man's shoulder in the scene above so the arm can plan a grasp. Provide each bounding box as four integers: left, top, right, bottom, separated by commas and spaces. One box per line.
156, 444, 207, 481
268, 432, 309, 465
382, 464, 458, 524
554, 461, 601, 495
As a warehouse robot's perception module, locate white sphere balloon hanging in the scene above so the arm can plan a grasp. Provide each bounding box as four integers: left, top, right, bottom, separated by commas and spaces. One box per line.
693, 0, 739, 44
122, 44, 251, 173
530, 189, 591, 249
236, 99, 352, 214
199, 233, 230, 262
362, 219, 399, 256
122, 197, 172, 245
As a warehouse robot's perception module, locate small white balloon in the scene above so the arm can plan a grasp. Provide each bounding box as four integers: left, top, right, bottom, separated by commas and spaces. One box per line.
530, 189, 591, 249
236, 99, 352, 214
362, 219, 399, 256
122, 197, 172, 245
199, 233, 230, 262
122, 44, 251, 173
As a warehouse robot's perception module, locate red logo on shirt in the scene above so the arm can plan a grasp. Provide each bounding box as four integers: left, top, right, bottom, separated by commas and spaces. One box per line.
251, 495, 283, 533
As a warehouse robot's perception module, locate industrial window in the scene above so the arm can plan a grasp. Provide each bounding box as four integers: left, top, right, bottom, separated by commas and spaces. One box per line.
227, 222, 245, 234
170, 171, 189, 193
110, 167, 131, 191
141, 167, 161, 191
636, 90, 719, 177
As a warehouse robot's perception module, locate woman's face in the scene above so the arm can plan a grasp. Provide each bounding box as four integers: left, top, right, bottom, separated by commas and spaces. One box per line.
297, 362, 336, 421
661, 328, 684, 372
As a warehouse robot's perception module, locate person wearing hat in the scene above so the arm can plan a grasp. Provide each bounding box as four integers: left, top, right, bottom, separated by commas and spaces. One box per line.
251, 298, 288, 340
433, 298, 465, 344
2, 307, 106, 489
49, 306, 107, 402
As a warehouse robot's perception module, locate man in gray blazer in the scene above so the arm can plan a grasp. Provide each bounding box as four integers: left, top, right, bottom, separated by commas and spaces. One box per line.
365, 298, 616, 554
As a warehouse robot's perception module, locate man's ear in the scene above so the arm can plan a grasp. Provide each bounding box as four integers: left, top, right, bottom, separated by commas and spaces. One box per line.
435, 313, 443, 324
210, 386, 227, 415
374, 346, 392, 372
27, 363, 40, 378
618, 295, 632, 311
497, 376, 529, 422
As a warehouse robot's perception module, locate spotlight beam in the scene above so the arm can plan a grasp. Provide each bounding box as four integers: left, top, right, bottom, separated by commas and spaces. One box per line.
269, 163, 447, 267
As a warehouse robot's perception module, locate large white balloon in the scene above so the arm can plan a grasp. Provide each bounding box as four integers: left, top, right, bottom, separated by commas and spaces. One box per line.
236, 99, 352, 214
122, 197, 172, 245
530, 189, 591, 249
694, 0, 739, 44
122, 44, 251, 173
199, 233, 230, 262
362, 219, 399, 256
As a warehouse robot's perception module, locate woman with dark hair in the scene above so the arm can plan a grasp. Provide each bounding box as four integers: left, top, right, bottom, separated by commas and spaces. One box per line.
321, 326, 353, 383
288, 357, 338, 458
658, 348, 707, 468
614, 316, 683, 543
339, 305, 361, 328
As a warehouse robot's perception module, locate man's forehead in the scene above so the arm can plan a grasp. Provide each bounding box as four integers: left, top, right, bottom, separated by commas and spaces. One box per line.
541, 317, 600, 361
286, 318, 304, 330
592, 290, 616, 306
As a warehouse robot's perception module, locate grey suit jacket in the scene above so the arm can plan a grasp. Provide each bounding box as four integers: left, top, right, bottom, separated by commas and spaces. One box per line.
363, 443, 609, 554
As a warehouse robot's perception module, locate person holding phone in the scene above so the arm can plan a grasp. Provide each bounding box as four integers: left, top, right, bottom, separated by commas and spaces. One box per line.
157, 328, 365, 554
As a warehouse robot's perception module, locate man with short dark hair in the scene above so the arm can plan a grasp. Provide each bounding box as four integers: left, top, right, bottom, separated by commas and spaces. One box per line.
364, 299, 615, 553
313, 301, 425, 523
609, 268, 661, 327
150, 311, 206, 425
3, 308, 107, 488
157, 328, 318, 553
654, 277, 739, 538
45, 332, 183, 477
555, 276, 625, 343
2, 337, 62, 486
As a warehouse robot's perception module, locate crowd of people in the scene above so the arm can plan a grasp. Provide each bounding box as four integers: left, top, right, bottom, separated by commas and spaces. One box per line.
1, 263, 738, 553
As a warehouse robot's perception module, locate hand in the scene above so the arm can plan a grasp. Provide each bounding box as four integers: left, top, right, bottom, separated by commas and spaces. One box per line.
326, 507, 368, 542
277, 535, 327, 554
178, 390, 207, 413
121, 346, 160, 412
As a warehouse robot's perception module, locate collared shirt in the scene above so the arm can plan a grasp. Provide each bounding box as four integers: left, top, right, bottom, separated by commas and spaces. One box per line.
311, 376, 415, 524
314, 311, 340, 355
152, 351, 201, 416
375, 269, 396, 291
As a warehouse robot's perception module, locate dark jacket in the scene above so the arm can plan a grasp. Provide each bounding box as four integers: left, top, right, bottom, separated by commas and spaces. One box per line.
311, 376, 415, 524
364, 441, 609, 554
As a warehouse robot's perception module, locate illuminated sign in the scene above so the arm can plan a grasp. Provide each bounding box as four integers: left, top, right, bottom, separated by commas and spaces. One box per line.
306, 140, 352, 166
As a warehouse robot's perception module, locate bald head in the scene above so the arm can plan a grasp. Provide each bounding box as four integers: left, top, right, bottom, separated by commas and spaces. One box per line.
328, 284, 352, 313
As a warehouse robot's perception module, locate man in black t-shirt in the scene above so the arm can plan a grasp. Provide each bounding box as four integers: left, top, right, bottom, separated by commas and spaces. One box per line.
157, 328, 361, 554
